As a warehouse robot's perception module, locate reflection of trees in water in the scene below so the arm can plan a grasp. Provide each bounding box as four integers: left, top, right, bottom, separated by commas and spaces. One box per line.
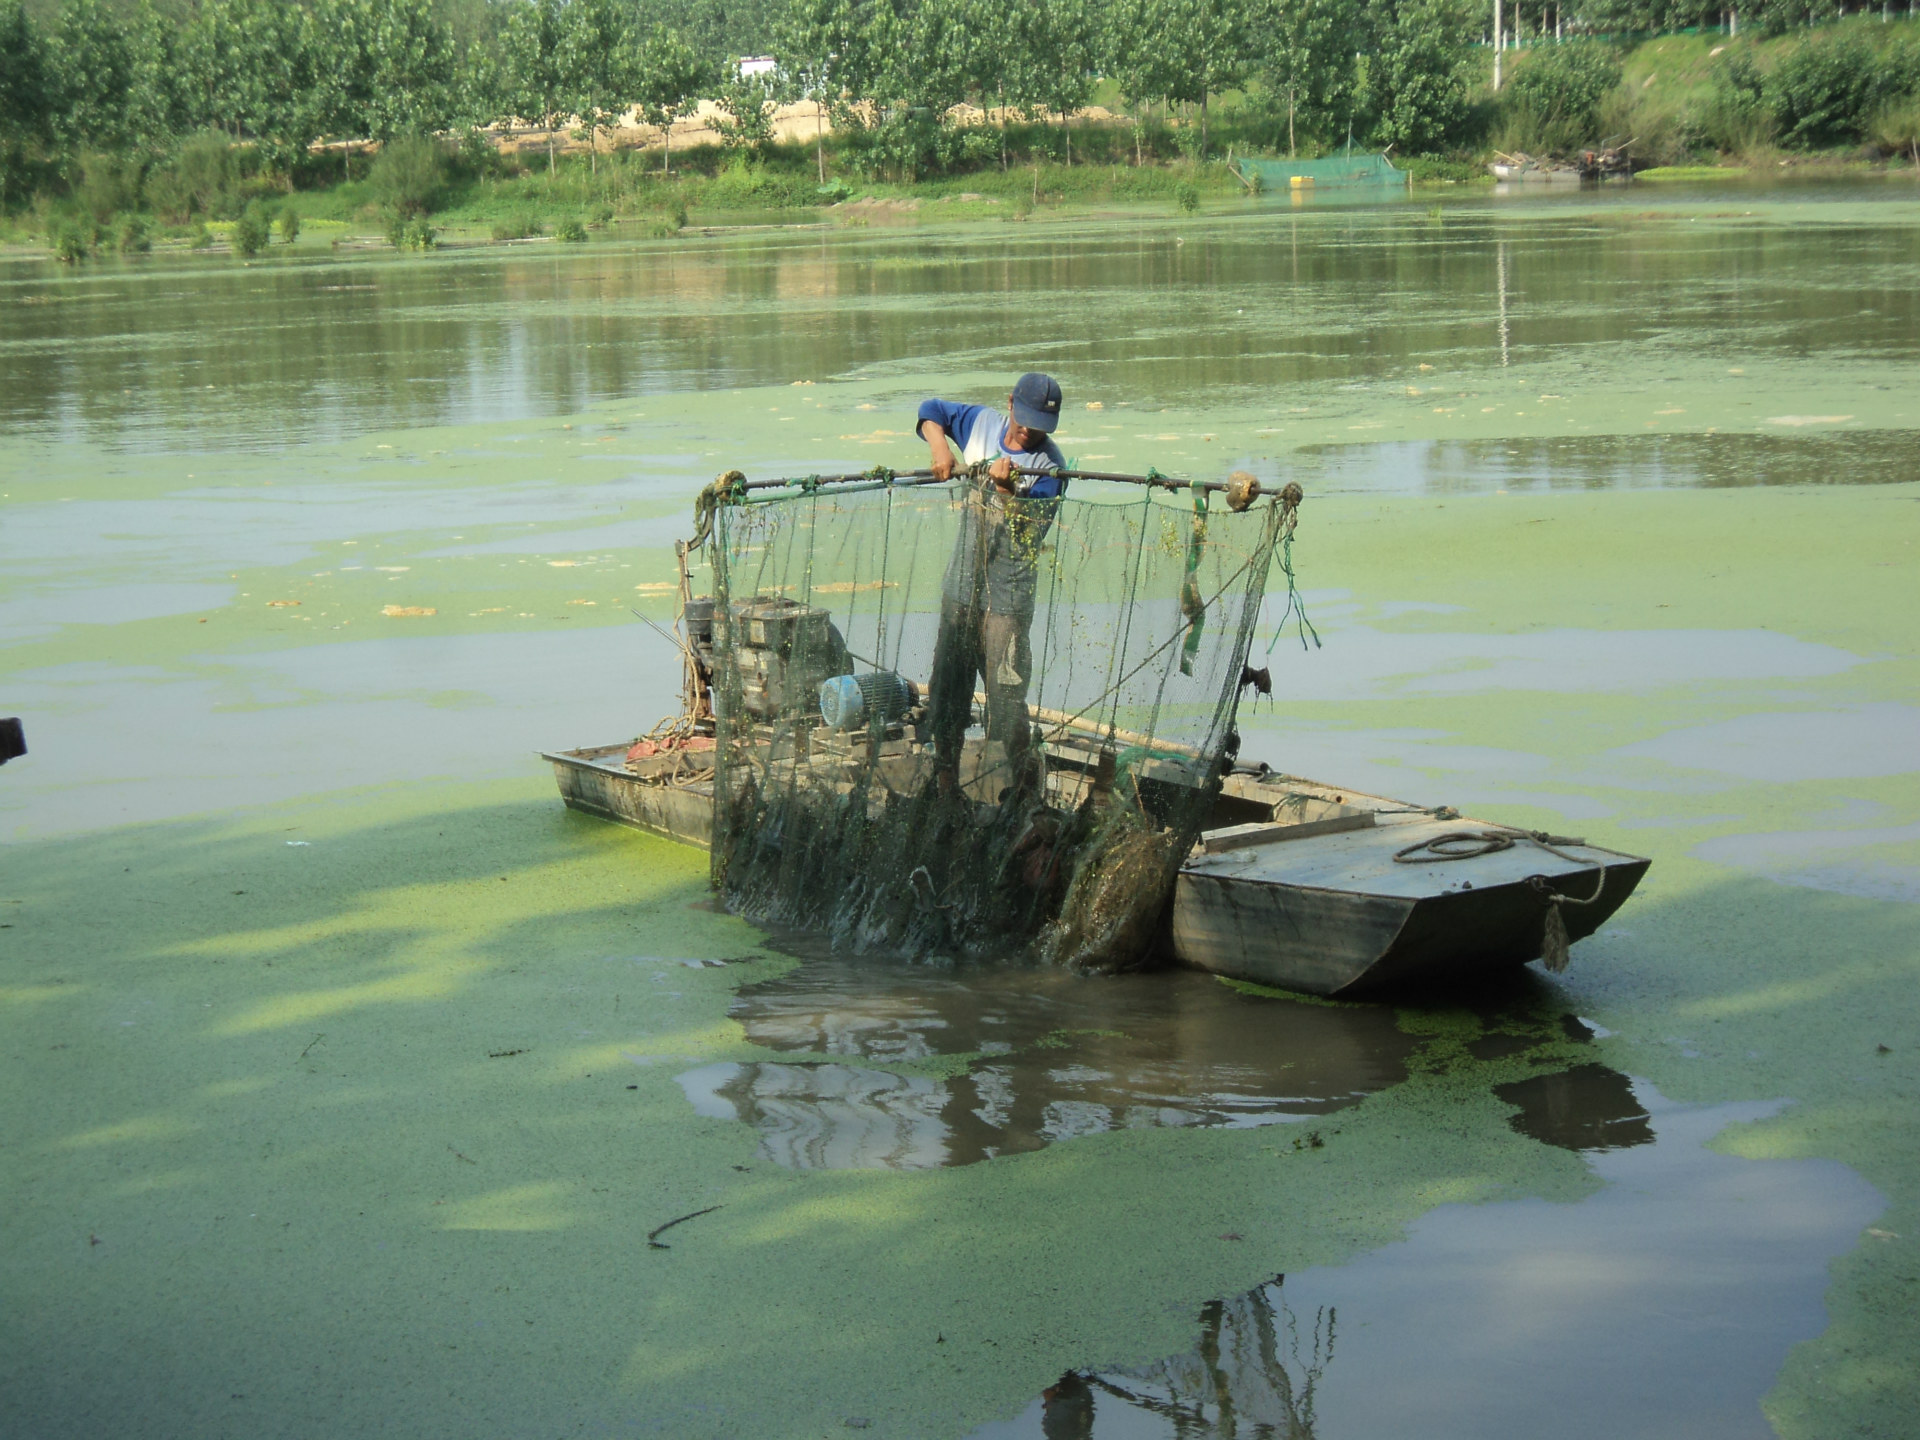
1047, 1280, 1334, 1438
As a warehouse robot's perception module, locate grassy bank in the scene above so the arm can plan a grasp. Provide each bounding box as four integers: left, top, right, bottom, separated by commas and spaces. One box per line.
0, 146, 1254, 260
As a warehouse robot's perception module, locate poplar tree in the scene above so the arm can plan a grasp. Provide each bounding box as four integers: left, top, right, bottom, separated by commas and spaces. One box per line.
360, 0, 458, 141
1257, 0, 1358, 157
503, 0, 571, 174
48, 0, 133, 148
558, 0, 634, 172
774, 0, 860, 180
635, 28, 711, 173
0, 0, 51, 206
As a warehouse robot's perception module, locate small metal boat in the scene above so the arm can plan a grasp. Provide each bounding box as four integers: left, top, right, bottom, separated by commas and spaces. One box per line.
1175, 768, 1647, 995
544, 742, 1648, 997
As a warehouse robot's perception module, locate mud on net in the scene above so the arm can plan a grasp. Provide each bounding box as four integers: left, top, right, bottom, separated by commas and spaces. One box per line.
707, 473, 1286, 972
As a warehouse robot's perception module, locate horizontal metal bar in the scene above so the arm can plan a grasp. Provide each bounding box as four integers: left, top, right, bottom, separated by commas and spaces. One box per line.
737, 466, 1243, 495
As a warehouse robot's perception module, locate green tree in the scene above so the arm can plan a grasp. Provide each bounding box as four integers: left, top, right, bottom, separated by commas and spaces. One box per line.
1139, 0, 1249, 159
713, 68, 781, 152
1002, 0, 1098, 165
1365, 0, 1476, 154
170, 0, 319, 167
368, 132, 450, 213
648, 0, 784, 68
503, 0, 571, 174
0, 0, 53, 207
1103, 0, 1176, 164
774, 0, 859, 180
233, 0, 320, 170
558, 0, 633, 172
48, 0, 134, 149
1767, 32, 1886, 148
848, 0, 980, 180
1257, 0, 1359, 157
360, 0, 458, 141
308, 0, 457, 152
176, 0, 248, 138
635, 27, 711, 174
124, 1, 192, 147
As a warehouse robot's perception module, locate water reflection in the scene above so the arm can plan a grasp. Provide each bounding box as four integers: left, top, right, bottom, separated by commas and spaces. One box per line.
978, 1084, 1878, 1440
676, 958, 1417, 1169
1038, 1281, 1333, 1440
1304, 429, 1919, 494
1497, 1063, 1654, 1153
7, 189, 1918, 452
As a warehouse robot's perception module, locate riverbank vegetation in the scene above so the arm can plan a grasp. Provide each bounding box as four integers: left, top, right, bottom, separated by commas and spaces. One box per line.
2, 0, 1918, 259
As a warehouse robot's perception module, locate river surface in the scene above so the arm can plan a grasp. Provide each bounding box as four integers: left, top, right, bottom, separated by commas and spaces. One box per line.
2, 179, 1916, 1439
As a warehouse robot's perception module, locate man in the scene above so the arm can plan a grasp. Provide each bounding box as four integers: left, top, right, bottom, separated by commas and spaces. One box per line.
915, 372, 1067, 796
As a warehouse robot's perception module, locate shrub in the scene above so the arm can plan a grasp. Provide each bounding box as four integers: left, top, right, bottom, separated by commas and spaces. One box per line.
590, 202, 614, 226
1499, 41, 1623, 154
1173, 179, 1200, 213
144, 132, 240, 222
705, 157, 822, 209
637, 194, 688, 237
1698, 51, 1775, 155
1403, 154, 1482, 182
277, 207, 300, 245
1873, 95, 1920, 162
187, 222, 213, 249
1769, 34, 1882, 148
77, 153, 143, 222
386, 214, 437, 251
490, 214, 540, 241
369, 134, 451, 217
555, 217, 588, 243
232, 204, 271, 257
51, 222, 91, 263
112, 214, 151, 253
1598, 88, 1693, 169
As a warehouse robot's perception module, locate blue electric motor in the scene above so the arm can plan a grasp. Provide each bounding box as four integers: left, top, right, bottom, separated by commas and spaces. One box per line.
819, 671, 918, 731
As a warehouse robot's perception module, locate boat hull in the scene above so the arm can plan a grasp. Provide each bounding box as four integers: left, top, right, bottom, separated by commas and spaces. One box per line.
546, 744, 714, 849
1170, 852, 1648, 997
542, 744, 1650, 995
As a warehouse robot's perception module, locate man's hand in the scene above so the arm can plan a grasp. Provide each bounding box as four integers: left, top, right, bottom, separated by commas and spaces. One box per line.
924, 425, 957, 481
987, 456, 1017, 491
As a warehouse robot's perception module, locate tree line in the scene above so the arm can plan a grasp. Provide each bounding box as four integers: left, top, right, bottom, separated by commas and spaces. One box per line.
2, 0, 1912, 206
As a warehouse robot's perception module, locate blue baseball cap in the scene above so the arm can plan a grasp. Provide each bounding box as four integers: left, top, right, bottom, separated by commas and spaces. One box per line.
1010, 372, 1063, 432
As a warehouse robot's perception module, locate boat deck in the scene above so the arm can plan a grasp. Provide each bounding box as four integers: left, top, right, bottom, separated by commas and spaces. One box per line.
1184, 814, 1625, 901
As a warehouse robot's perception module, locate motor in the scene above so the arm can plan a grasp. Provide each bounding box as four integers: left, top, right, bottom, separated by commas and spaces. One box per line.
818, 672, 919, 732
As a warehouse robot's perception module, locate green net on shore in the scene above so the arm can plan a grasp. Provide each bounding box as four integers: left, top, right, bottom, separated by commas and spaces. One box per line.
1237, 153, 1407, 190
703, 469, 1290, 972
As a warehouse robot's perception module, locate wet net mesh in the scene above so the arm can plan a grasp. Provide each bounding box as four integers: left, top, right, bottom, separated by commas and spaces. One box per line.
704, 470, 1288, 972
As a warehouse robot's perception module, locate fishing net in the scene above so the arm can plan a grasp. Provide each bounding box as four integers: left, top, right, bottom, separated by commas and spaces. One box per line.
703, 467, 1291, 973
1237, 152, 1408, 190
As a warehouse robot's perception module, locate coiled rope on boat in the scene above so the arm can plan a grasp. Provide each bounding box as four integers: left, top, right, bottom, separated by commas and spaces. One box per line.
1392, 826, 1610, 974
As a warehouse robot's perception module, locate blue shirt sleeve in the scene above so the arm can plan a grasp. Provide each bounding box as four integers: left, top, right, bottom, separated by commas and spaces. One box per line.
916, 398, 989, 442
